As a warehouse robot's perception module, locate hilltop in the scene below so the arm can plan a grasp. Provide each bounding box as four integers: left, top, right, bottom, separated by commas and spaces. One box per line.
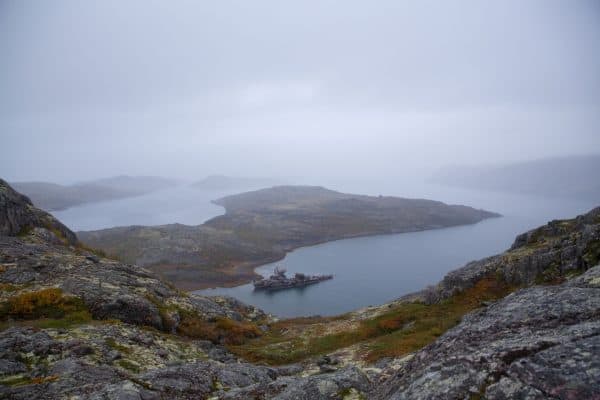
0, 179, 599, 398
11, 176, 177, 211
79, 185, 499, 289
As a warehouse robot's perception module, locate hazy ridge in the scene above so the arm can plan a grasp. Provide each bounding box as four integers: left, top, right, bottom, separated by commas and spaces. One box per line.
432, 154, 600, 201
11, 176, 177, 211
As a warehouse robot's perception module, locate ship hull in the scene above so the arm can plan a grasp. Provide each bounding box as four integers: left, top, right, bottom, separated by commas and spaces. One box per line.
253, 275, 333, 291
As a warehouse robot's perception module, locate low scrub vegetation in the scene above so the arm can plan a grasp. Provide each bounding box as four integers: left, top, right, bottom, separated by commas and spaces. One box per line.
361, 275, 515, 362
0, 374, 59, 387
0, 283, 20, 292
177, 312, 262, 345
105, 337, 132, 354
75, 242, 108, 258
0, 288, 92, 329
231, 274, 515, 364
143, 292, 263, 345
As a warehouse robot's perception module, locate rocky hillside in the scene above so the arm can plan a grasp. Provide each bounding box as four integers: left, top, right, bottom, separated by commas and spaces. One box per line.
1, 179, 599, 399
79, 185, 499, 289
0, 180, 281, 398
374, 267, 600, 399
0, 179, 77, 244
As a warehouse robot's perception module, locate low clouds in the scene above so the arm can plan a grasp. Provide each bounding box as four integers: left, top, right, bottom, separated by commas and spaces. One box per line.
1, 0, 599, 183
238, 81, 320, 110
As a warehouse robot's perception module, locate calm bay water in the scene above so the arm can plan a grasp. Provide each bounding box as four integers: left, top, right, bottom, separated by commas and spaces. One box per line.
195, 215, 547, 317
54, 181, 597, 318
196, 184, 597, 317
53, 185, 231, 231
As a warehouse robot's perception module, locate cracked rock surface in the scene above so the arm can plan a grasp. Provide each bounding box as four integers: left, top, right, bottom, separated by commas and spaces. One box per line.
373, 265, 600, 400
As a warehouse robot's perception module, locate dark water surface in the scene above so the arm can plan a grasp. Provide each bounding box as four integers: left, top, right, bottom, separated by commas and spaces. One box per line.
197, 184, 597, 317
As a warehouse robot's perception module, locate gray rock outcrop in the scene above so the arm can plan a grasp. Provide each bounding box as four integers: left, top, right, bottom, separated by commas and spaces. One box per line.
427, 206, 600, 303
0, 179, 77, 244
373, 265, 600, 399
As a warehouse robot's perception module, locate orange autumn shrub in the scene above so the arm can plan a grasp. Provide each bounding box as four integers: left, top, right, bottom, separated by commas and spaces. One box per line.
3, 288, 87, 320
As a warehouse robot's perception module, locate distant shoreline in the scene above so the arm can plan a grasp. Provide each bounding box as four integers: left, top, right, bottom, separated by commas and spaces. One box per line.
80, 185, 500, 291
187, 218, 502, 291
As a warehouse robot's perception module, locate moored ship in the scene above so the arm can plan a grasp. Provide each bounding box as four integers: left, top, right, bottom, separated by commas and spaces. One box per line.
253, 267, 333, 291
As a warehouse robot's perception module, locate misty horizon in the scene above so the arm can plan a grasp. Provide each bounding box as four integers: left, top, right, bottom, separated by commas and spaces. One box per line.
6, 153, 600, 191
1, 0, 599, 183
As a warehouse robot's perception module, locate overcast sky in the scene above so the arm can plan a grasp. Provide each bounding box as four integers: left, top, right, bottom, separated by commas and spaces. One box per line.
1, 0, 599, 183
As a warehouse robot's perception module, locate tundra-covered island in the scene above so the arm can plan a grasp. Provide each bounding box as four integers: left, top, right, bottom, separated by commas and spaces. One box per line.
78, 186, 499, 289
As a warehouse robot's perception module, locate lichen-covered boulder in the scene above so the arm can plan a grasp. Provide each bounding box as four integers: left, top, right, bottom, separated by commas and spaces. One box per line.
373, 265, 600, 399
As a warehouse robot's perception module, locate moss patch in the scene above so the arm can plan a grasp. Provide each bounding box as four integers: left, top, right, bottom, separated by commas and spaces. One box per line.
105, 337, 132, 354
117, 359, 141, 373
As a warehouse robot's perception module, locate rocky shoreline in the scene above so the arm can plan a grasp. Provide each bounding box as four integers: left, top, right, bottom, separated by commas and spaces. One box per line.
1, 178, 599, 399
79, 185, 499, 290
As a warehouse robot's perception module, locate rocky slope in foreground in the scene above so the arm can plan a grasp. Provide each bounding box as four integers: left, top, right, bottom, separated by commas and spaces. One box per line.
375, 268, 600, 399
1, 179, 599, 399
79, 185, 499, 289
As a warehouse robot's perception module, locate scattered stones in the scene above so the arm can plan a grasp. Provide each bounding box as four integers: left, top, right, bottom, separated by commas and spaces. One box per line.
317, 355, 341, 373
221, 366, 371, 400
69, 342, 95, 357
85, 255, 100, 263
107, 350, 122, 362
319, 364, 338, 373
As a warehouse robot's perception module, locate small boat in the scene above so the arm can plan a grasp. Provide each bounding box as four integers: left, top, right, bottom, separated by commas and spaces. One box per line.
253, 266, 333, 291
